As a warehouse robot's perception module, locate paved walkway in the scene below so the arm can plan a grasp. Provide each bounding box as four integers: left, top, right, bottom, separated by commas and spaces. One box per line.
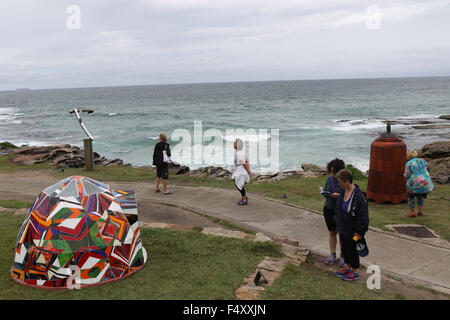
1, 177, 449, 294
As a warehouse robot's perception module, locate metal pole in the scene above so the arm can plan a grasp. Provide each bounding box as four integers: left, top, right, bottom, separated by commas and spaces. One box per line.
84, 139, 94, 171
69, 108, 95, 171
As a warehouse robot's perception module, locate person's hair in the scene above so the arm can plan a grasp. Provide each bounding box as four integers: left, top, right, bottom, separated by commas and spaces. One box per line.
235, 138, 244, 151
335, 169, 353, 183
327, 158, 346, 174
159, 133, 168, 143
407, 150, 419, 161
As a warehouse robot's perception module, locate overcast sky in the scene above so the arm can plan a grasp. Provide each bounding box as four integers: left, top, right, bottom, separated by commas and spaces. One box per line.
1, 0, 450, 90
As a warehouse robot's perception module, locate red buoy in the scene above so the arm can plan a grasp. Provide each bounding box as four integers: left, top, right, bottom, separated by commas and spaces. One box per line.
367, 123, 408, 204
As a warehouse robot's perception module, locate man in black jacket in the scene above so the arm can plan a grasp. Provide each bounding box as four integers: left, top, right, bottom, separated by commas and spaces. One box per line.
153, 133, 172, 194
333, 169, 369, 281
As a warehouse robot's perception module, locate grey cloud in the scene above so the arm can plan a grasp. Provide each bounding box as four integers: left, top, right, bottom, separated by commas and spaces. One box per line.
0, 0, 449, 90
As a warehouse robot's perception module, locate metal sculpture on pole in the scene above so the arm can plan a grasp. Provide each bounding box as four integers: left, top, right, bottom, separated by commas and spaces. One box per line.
69, 108, 95, 171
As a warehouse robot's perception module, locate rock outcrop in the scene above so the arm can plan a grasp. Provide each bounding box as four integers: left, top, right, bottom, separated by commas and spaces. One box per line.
181, 164, 328, 182
427, 157, 450, 184
185, 166, 232, 179
300, 164, 328, 177
0, 143, 18, 156
6, 144, 128, 168
419, 141, 450, 159
419, 141, 450, 184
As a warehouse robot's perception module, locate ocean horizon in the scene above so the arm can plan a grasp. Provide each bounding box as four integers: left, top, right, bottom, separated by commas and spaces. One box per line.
1, 76, 449, 173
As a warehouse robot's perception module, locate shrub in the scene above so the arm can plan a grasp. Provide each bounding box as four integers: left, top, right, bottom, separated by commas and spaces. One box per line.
346, 164, 367, 180
0, 142, 18, 149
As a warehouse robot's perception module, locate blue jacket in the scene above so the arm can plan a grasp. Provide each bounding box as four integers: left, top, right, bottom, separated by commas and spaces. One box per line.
323, 176, 344, 210
334, 184, 369, 239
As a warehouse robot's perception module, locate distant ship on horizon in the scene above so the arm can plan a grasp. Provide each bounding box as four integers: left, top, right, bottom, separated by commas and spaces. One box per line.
16, 88, 31, 91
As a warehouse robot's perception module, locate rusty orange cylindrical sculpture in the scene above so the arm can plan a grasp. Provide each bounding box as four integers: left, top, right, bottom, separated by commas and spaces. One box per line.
367, 124, 408, 204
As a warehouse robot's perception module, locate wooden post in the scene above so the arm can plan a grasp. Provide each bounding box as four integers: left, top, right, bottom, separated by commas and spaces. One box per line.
84, 138, 94, 171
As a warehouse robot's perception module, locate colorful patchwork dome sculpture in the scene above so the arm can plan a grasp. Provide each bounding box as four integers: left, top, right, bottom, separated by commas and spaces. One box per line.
11, 176, 147, 289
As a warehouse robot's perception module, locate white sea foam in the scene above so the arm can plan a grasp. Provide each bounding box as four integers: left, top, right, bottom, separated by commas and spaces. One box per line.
222, 133, 272, 142
393, 114, 438, 120
0, 108, 23, 125
0, 107, 18, 115
302, 126, 322, 130
9, 140, 51, 147
0, 114, 17, 125
331, 119, 386, 132
331, 114, 443, 132
352, 160, 370, 174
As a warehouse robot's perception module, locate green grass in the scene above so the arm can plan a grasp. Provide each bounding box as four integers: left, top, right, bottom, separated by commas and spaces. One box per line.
196, 213, 257, 235
260, 263, 405, 300
0, 155, 52, 175
52, 164, 156, 182
345, 164, 367, 180
0, 200, 33, 209
1, 212, 447, 300
0, 213, 280, 300
0, 142, 18, 149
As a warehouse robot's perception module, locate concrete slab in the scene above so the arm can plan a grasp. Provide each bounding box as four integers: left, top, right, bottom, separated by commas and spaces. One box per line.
360, 233, 450, 278
409, 254, 450, 289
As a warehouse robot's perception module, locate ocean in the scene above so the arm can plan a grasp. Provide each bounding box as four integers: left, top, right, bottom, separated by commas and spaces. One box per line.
1, 77, 449, 173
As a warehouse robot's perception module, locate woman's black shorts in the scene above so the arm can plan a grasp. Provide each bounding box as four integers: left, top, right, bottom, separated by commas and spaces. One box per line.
156, 164, 169, 179
407, 192, 427, 200
323, 206, 337, 232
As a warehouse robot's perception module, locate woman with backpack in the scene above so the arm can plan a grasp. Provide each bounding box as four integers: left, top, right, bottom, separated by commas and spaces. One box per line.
153, 133, 172, 195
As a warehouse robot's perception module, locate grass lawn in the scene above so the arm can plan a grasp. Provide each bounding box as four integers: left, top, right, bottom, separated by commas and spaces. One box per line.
0, 213, 281, 300
0, 155, 50, 174
260, 263, 401, 300
260, 256, 449, 300
0, 200, 34, 209
2, 212, 445, 300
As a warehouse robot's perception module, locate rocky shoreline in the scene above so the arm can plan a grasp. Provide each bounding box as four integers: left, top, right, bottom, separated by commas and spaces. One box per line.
1, 140, 449, 184
0, 144, 127, 168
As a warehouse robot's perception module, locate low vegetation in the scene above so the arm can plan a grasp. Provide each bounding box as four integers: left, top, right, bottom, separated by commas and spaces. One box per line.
2, 213, 446, 300
0, 142, 18, 149
0, 213, 279, 300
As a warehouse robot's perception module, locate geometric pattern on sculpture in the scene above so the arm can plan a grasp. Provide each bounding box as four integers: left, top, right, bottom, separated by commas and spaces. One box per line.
10, 176, 147, 289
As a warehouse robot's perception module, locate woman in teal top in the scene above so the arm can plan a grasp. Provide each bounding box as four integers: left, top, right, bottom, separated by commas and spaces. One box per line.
404, 150, 434, 218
